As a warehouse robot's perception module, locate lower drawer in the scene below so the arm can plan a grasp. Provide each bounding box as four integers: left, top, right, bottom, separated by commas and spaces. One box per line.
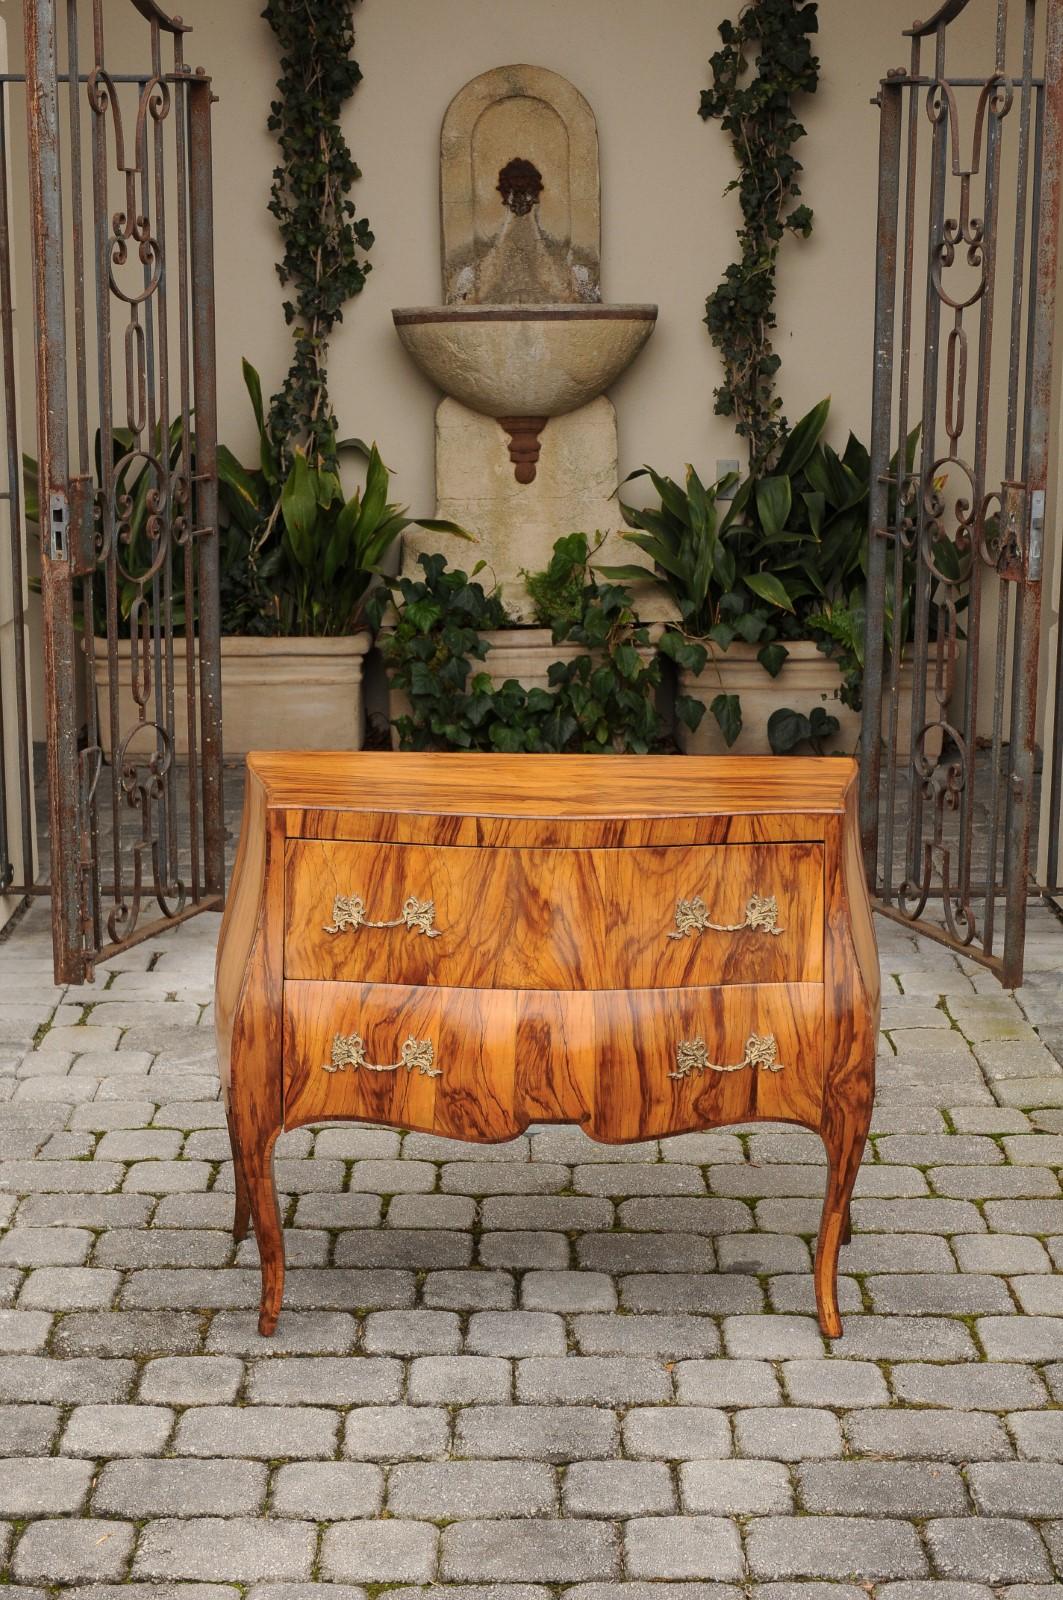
283, 980, 824, 1142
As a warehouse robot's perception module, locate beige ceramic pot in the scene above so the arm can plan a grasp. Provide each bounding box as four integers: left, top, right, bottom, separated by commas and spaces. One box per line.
91, 632, 371, 759
676, 639, 944, 759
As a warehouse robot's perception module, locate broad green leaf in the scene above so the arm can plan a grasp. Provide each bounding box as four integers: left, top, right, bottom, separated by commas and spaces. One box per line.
22, 452, 39, 525
280, 452, 318, 569
842, 431, 871, 483
806, 443, 864, 512
414, 517, 474, 540
744, 571, 795, 612
216, 445, 260, 534
755, 475, 792, 538
802, 490, 826, 538
355, 444, 389, 538
646, 467, 692, 528
316, 469, 342, 510
242, 358, 266, 435
336, 436, 373, 459
775, 396, 830, 477
361, 511, 411, 570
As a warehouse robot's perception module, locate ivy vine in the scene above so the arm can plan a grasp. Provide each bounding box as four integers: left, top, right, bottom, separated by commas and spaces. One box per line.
262, 0, 374, 469
699, 0, 820, 469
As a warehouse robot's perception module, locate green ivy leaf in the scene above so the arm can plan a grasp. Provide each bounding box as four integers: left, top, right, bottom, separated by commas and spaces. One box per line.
675, 693, 707, 732
710, 692, 742, 747
757, 641, 789, 678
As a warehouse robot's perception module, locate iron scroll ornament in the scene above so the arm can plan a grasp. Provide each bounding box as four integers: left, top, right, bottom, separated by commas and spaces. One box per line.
322, 1034, 441, 1079
669, 1033, 784, 1080
669, 894, 783, 940
324, 895, 442, 938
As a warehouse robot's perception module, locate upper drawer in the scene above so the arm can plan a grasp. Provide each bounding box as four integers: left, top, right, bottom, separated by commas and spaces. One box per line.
284, 839, 823, 989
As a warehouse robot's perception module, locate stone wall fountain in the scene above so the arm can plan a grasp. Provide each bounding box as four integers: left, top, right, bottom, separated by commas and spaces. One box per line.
392, 64, 660, 620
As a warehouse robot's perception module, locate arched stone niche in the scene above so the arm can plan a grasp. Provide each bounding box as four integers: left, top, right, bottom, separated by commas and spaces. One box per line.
440, 64, 601, 306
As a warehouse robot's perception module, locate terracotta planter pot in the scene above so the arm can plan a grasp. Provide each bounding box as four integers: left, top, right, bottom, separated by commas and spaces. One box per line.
92, 632, 371, 759
676, 639, 944, 759
387, 625, 661, 743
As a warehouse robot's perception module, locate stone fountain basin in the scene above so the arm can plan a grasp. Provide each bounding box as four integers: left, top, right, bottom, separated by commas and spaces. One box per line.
392, 303, 658, 418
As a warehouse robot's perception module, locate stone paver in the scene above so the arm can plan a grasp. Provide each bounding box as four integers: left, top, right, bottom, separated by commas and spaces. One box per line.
0, 894, 1061, 1588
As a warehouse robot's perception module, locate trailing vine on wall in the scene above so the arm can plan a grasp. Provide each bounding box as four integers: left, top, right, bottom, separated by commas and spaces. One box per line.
262, 0, 374, 469
699, 0, 820, 469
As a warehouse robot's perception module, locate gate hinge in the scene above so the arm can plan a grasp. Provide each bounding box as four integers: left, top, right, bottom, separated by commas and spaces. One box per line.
70, 476, 97, 577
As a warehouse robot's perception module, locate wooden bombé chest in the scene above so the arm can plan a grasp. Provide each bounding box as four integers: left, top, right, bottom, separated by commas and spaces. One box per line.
215, 752, 880, 1338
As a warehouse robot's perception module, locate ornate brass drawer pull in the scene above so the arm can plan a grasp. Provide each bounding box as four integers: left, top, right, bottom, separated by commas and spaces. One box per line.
322, 1032, 442, 1078
669, 893, 783, 940
324, 894, 442, 939
669, 1032, 784, 1080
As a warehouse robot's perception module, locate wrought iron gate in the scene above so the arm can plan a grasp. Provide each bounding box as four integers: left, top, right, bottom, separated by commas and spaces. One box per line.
860, 0, 1063, 988
15, 0, 223, 983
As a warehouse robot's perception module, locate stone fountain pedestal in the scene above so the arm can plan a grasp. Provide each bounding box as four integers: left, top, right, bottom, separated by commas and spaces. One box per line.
393, 63, 668, 638
400, 396, 669, 621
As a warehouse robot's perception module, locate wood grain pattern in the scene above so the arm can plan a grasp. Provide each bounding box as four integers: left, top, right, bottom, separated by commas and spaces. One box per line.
250, 750, 858, 821
288, 807, 838, 851
216, 749, 878, 1341
587, 983, 823, 1142
284, 981, 518, 1140
283, 979, 822, 1144
284, 840, 823, 990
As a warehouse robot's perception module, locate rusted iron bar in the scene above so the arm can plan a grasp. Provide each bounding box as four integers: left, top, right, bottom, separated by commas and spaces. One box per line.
0, 86, 35, 895
187, 73, 224, 899
24, 0, 86, 983
1001, 0, 1063, 985
904, 0, 976, 37
860, 75, 904, 882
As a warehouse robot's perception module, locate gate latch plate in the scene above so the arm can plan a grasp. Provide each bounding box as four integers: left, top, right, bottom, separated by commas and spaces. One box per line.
47, 491, 68, 563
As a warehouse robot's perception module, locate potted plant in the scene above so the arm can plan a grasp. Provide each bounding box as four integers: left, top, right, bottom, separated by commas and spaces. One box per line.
376, 535, 668, 754
42, 362, 465, 757
603, 400, 943, 757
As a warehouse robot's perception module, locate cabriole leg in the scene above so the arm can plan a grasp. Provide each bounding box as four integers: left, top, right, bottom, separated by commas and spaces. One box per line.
814, 1103, 870, 1339
226, 1107, 251, 1243
228, 1097, 284, 1336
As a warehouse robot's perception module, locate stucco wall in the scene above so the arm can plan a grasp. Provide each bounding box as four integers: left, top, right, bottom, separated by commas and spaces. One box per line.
176, 0, 906, 497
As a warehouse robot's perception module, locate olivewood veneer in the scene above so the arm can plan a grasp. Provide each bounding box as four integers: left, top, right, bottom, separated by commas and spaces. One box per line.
216, 752, 880, 1339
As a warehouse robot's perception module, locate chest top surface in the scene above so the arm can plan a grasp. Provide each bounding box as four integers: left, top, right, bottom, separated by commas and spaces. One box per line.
247, 751, 857, 825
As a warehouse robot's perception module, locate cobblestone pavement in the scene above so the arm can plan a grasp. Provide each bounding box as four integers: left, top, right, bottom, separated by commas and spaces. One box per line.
0, 894, 1061, 1596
